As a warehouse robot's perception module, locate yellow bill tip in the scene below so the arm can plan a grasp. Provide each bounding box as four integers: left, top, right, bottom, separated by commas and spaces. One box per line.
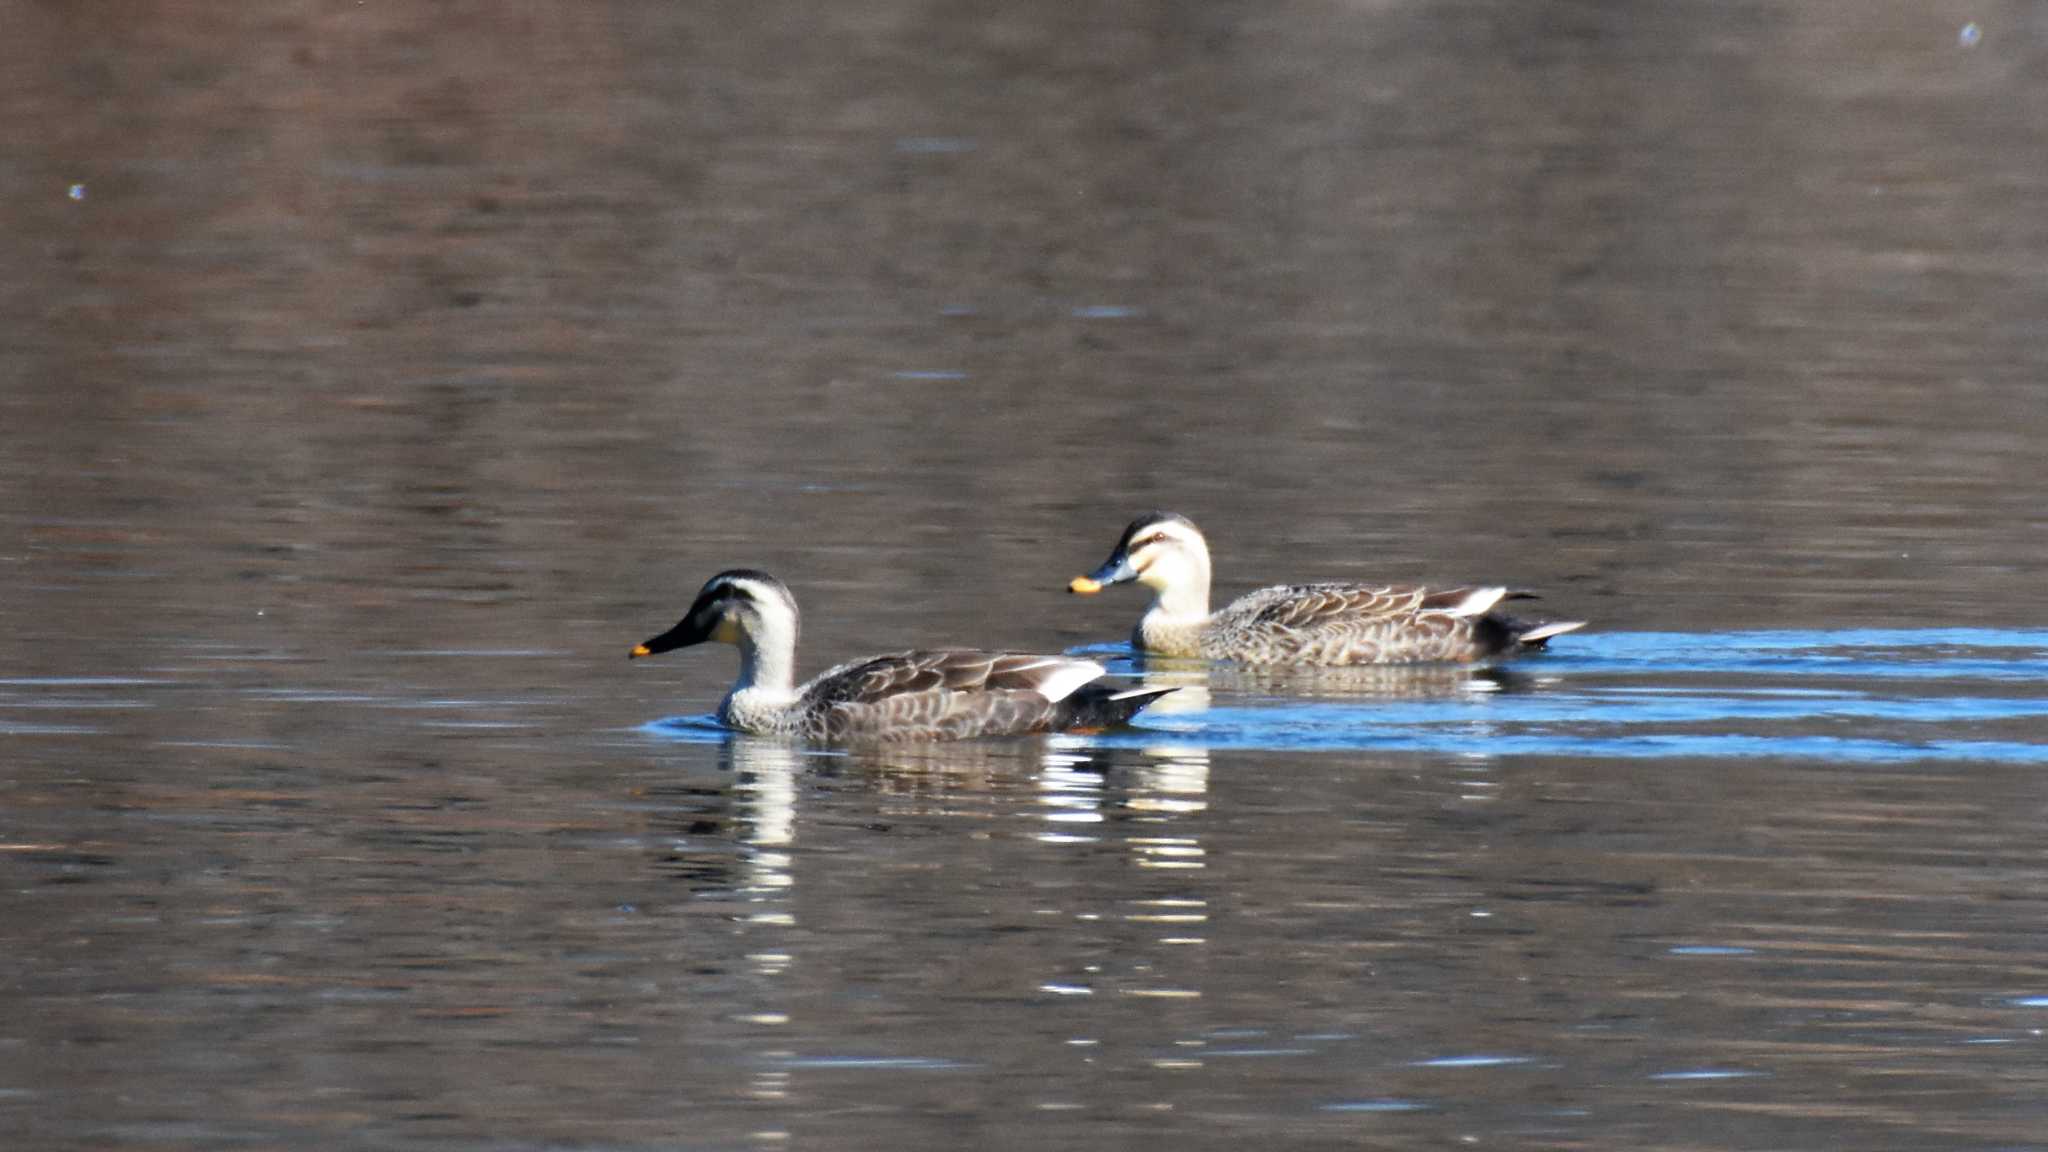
1068, 575, 1102, 595
629, 644, 652, 659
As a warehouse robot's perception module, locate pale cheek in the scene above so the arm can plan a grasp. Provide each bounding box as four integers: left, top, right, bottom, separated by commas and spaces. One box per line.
712, 617, 743, 644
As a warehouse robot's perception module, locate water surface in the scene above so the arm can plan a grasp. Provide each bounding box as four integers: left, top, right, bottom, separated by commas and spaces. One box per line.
5, 2, 2048, 1149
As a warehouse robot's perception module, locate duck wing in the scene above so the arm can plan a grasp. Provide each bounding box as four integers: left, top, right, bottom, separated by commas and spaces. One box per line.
800, 650, 1117, 741
1244, 583, 1415, 629
1218, 583, 1522, 663
1238, 583, 1515, 628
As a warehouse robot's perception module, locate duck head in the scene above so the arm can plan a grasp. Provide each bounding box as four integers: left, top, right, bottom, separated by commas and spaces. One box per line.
1069, 512, 1212, 619
632, 569, 801, 692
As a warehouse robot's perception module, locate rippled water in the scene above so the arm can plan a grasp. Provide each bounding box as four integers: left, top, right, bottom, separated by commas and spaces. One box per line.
647, 630, 2048, 762
10, 659, 2048, 1152
1115, 630, 2048, 762
8, 1, 2048, 1149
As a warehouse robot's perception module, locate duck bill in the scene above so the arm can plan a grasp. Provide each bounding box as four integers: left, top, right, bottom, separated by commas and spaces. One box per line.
1069, 552, 1138, 595
629, 614, 712, 659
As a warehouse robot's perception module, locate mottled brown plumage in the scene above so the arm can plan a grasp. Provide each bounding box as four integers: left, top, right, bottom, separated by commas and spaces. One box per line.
1070, 513, 1584, 666
1200, 582, 1542, 664
799, 649, 1136, 742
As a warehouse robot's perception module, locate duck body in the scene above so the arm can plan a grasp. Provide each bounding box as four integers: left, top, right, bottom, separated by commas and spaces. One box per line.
1073, 513, 1584, 667
1139, 580, 1572, 665
726, 647, 1166, 742
634, 570, 1170, 743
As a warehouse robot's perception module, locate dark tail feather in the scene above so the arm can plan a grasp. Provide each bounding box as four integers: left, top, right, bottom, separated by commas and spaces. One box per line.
1053, 685, 1177, 731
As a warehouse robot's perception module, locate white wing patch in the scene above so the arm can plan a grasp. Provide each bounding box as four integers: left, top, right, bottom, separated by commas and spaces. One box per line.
1516, 620, 1586, 643
1033, 659, 1107, 703
1444, 586, 1508, 618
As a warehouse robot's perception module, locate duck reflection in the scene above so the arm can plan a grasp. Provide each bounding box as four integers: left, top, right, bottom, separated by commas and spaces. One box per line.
640, 777, 748, 892
1127, 653, 1542, 701
834, 734, 1218, 1016
680, 730, 1223, 1078
720, 736, 808, 1103
1082, 654, 1560, 761
723, 736, 798, 933
829, 735, 1213, 843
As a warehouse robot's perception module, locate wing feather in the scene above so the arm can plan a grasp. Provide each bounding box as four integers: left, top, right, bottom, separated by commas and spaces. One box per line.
1218, 582, 1506, 663
800, 649, 1107, 740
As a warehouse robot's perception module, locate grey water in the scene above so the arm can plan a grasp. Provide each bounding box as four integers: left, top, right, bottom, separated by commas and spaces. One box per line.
6, 2, 2048, 1150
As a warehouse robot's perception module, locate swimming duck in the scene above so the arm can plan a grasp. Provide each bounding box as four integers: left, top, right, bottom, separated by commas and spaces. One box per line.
632, 569, 1173, 742
1068, 512, 1584, 665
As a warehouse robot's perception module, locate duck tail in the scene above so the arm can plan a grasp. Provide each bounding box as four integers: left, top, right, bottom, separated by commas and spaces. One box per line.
1053, 685, 1177, 732
1512, 620, 1586, 649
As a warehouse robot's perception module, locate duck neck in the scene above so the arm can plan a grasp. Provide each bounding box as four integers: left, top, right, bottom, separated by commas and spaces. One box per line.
1136, 564, 1211, 656
732, 610, 800, 702
1136, 609, 1209, 658
1152, 578, 1209, 622
1146, 549, 1211, 622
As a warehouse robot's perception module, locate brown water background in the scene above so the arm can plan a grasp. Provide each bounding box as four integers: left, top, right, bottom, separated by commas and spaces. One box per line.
4, 3, 2048, 1148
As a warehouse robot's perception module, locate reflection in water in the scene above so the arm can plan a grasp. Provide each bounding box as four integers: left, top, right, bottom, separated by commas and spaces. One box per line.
1056, 631, 2048, 762
1037, 740, 1212, 863
826, 734, 1214, 854
1128, 654, 1545, 703
724, 737, 798, 933
722, 737, 803, 1111
1035, 747, 1108, 843
638, 776, 746, 892
1033, 741, 1215, 1014
735, 733, 1223, 1037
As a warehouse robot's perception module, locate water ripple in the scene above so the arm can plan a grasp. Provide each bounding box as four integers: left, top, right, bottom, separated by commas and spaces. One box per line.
637, 631, 2048, 765
1099, 629, 2048, 762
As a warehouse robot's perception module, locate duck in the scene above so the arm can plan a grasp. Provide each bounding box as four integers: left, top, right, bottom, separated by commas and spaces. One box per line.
1068, 512, 1584, 665
631, 569, 1173, 742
